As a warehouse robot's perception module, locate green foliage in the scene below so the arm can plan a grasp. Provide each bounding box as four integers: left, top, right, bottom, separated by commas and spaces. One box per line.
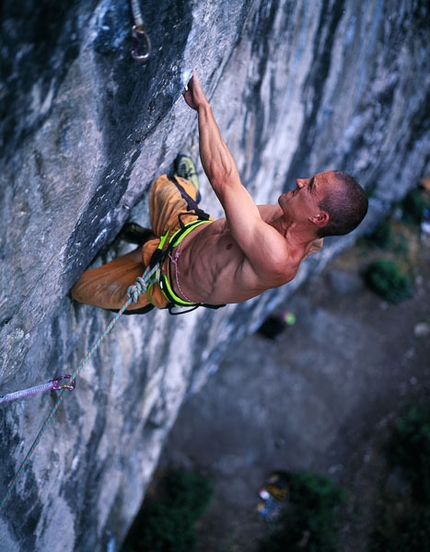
258, 472, 345, 552
372, 504, 430, 552
362, 218, 410, 256
371, 405, 430, 551
122, 471, 214, 552
401, 188, 429, 225
364, 259, 412, 303
164, 471, 214, 519
387, 405, 430, 503
363, 219, 393, 249
136, 502, 197, 552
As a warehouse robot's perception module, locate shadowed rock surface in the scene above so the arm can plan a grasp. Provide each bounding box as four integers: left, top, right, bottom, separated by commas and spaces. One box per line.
0, 1, 429, 550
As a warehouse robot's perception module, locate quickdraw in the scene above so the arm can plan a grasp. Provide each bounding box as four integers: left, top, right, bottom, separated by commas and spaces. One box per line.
130, 0, 151, 62
0, 264, 160, 511
0, 375, 75, 405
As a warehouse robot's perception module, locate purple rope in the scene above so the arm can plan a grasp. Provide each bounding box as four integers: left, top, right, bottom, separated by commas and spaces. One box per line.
0, 375, 75, 405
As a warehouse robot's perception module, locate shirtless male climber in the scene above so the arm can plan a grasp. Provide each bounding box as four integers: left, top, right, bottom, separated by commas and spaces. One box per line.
71, 70, 368, 314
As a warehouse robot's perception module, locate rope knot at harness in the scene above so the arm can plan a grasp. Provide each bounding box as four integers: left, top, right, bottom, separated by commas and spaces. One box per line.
127, 277, 147, 304
127, 265, 160, 304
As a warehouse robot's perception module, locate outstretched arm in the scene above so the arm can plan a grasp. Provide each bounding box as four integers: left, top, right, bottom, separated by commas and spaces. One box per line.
183, 71, 290, 283
183, 71, 240, 196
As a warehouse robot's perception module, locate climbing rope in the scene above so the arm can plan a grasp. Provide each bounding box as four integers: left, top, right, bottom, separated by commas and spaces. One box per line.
0, 263, 160, 512
130, 0, 151, 62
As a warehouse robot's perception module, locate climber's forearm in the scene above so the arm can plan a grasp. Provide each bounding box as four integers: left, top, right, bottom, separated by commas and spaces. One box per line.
197, 103, 240, 194
183, 70, 241, 198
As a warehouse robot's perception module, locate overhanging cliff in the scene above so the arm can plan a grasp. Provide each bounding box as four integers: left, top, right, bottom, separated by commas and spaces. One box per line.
0, 1, 429, 550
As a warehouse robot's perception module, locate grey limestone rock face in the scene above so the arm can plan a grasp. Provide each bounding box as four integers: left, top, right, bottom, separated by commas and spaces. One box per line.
0, 0, 429, 550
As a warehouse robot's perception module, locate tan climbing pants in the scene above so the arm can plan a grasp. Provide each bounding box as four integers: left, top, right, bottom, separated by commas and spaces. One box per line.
71, 175, 207, 312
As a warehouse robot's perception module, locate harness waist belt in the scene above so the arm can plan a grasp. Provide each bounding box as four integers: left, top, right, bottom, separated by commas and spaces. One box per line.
148, 219, 212, 308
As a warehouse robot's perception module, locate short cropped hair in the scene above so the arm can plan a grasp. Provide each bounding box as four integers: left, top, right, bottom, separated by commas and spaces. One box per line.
317, 171, 368, 237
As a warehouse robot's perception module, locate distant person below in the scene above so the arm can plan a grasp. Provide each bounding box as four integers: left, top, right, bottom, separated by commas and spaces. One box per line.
71, 70, 368, 314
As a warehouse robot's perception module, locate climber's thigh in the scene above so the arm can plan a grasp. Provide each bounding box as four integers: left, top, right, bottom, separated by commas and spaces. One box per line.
71, 248, 151, 311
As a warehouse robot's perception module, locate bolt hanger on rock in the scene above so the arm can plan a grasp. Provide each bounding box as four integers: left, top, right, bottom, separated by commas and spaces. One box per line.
130, 0, 151, 62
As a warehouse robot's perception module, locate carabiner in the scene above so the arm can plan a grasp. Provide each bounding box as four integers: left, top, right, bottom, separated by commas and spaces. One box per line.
51, 374, 76, 392
132, 24, 151, 62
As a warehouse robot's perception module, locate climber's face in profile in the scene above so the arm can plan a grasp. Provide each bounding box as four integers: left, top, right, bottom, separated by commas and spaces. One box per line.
278, 171, 334, 227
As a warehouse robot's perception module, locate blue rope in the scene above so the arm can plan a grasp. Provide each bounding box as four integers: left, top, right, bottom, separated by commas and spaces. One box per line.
0, 264, 159, 511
